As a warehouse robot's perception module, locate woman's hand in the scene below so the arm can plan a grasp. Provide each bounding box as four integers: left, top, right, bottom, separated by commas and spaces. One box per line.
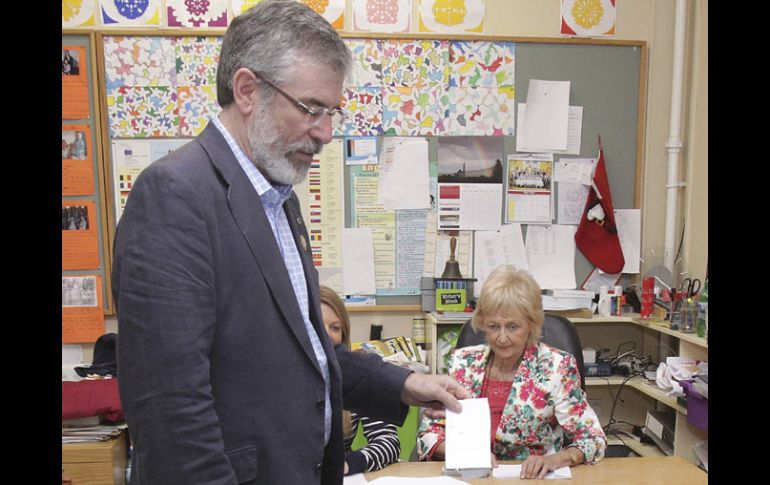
520, 454, 555, 479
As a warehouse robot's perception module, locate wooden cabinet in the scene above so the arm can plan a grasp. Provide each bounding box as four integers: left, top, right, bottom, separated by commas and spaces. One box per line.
62, 431, 128, 485
425, 313, 708, 464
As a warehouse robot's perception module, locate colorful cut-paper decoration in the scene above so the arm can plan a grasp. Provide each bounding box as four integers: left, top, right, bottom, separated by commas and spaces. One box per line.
107, 86, 179, 138
338, 86, 384, 136
382, 86, 449, 136
62, 0, 97, 27
104, 36, 177, 88
418, 0, 484, 33
178, 86, 220, 137
101, 0, 161, 26
176, 37, 221, 86
302, 0, 345, 30
352, 0, 411, 33
380, 39, 450, 88
449, 41, 515, 88
445, 86, 515, 136
231, 0, 266, 16
344, 39, 384, 87
167, 0, 228, 27
561, 0, 616, 36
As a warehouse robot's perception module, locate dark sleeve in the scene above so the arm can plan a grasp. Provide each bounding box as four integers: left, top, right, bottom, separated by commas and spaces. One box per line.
353, 415, 401, 472
335, 346, 410, 426
113, 163, 236, 484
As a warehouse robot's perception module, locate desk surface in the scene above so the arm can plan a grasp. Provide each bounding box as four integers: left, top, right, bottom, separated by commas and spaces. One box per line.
364, 457, 706, 484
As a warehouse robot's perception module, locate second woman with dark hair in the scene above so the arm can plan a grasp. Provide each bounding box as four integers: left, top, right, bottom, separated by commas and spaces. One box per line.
319, 285, 401, 475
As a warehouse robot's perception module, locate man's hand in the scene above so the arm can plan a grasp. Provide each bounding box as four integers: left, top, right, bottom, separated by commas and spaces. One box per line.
400, 373, 470, 414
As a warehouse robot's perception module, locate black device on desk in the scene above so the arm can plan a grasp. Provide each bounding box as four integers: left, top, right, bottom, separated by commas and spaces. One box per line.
584, 360, 612, 377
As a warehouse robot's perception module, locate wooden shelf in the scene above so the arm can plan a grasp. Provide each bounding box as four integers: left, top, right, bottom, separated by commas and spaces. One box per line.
606, 434, 665, 458
585, 376, 687, 415
569, 314, 707, 350
346, 304, 422, 312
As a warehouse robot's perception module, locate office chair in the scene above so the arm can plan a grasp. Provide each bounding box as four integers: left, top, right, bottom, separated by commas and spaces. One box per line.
455, 313, 586, 390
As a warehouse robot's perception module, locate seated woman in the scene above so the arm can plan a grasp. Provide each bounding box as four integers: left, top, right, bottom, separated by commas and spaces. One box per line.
319, 285, 401, 475
416, 265, 606, 479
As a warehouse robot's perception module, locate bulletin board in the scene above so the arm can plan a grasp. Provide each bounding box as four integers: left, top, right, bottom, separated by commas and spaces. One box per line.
68, 29, 646, 311
62, 33, 113, 337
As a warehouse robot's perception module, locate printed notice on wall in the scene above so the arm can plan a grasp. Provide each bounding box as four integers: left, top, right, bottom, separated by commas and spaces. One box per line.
62, 200, 100, 270
62, 275, 105, 344
62, 124, 95, 196
62, 45, 89, 120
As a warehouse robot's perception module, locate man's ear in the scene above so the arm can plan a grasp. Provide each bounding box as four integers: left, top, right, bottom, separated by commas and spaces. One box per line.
231, 67, 260, 116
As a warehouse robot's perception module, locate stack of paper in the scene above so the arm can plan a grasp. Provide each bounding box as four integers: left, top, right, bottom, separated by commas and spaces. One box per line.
542, 289, 595, 311
62, 423, 126, 443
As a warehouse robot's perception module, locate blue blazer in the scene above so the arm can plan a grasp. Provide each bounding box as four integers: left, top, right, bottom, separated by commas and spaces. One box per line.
113, 123, 409, 485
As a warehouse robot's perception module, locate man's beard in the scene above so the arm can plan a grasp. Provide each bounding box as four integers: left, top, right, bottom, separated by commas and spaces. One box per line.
247, 104, 322, 186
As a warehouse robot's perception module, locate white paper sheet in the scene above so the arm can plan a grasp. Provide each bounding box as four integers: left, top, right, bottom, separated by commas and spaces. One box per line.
556, 182, 590, 225
525, 225, 577, 289
345, 137, 379, 165
581, 267, 621, 292
445, 398, 492, 471
343, 227, 377, 295
554, 157, 596, 185
615, 209, 641, 273
473, 225, 530, 297
343, 473, 369, 485
379, 138, 430, 210
521, 80, 571, 151
517, 104, 583, 154
368, 477, 470, 485
492, 464, 572, 479
438, 184, 503, 230
62, 344, 84, 365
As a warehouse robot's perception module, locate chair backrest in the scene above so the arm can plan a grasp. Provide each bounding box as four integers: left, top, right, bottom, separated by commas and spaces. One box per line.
454, 313, 585, 390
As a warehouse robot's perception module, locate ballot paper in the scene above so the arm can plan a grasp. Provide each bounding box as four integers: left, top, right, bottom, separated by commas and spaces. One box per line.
368, 477, 470, 485
492, 464, 572, 479
445, 398, 492, 471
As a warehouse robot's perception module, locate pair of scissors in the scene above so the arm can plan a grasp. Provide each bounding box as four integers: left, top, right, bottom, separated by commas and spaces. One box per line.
679, 277, 701, 299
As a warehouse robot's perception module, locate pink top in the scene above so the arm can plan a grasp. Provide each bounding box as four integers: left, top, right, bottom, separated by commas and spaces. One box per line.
480, 376, 514, 446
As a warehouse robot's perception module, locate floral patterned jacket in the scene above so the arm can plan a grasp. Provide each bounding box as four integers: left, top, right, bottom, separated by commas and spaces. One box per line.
417, 343, 606, 464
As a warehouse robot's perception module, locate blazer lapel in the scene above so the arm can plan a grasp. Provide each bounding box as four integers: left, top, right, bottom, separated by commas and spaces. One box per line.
197, 123, 322, 376
284, 191, 340, 377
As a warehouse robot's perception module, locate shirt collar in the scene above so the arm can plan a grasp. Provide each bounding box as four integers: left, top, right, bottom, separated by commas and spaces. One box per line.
211, 116, 293, 208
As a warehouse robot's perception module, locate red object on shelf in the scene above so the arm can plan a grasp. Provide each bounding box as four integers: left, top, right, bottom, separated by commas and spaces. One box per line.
62, 378, 123, 422
641, 276, 654, 319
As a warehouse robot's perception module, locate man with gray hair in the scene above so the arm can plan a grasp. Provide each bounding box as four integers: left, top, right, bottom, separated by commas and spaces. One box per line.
113, 2, 468, 484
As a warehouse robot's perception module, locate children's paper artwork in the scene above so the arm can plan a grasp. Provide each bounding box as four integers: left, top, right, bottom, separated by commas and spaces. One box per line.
62, 0, 97, 27
103, 36, 177, 88
449, 41, 515, 88
337, 86, 384, 137
418, 0, 484, 33
302, 0, 345, 30
176, 37, 221, 86
107, 86, 179, 138
178, 86, 221, 137
231, 0, 266, 16
352, 0, 411, 33
345, 39, 383, 87
382, 86, 449, 136
445, 86, 515, 136
561, 0, 616, 37
380, 39, 450, 88
101, 0, 161, 26
167, 0, 228, 27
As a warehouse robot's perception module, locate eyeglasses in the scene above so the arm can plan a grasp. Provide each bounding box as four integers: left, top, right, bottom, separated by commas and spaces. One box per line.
251, 71, 348, 128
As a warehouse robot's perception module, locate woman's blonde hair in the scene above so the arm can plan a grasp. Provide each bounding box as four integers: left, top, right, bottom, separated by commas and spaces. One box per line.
319, 285, 351, 348
319, 285, 354, 437
472, 265, 544, 346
